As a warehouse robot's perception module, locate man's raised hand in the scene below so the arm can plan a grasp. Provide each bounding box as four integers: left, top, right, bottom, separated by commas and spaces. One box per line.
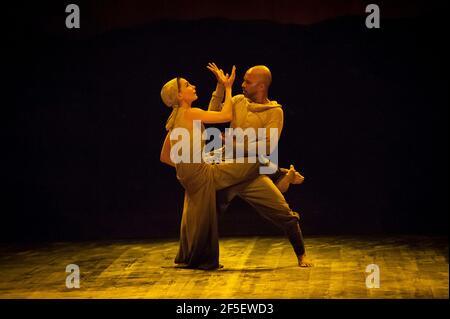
224, 65, 236, 88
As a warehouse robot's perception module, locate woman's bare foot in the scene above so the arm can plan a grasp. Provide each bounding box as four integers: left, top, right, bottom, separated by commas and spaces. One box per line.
298, 254, 314, 267
275, 165, 304, 193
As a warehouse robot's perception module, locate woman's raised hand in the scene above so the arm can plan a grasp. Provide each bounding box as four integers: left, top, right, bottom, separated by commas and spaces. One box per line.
207, 62, 226, 85
207, 63, 236, 88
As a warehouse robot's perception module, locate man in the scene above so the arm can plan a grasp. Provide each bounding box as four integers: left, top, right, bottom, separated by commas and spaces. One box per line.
207, 63, 313, 267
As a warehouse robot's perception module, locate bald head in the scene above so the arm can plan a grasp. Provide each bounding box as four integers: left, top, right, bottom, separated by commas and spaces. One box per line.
246, 65, 272, 88
242, 65, 272, 102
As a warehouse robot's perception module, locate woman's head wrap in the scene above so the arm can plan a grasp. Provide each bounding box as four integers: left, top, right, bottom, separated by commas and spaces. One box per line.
161, 77, 180, 131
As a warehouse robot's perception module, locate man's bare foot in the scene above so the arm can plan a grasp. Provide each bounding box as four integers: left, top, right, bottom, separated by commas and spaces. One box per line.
298, 254, 314, 267
275, 165, 295, 193
292, 171, 305, 184
275, 165, 304, 193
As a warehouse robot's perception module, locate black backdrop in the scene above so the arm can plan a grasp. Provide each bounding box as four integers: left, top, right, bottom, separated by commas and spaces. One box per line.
3, 2, 448, 242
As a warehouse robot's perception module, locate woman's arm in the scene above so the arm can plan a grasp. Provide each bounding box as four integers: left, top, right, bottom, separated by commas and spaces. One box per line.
186, 65, 236, 124
187, 87, 232, 123
160, 132, 175, 167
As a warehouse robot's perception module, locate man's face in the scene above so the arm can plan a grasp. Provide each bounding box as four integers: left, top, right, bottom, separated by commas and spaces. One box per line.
241, 71, 260, 100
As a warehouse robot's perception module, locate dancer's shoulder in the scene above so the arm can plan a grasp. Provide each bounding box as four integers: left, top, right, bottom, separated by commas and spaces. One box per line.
232, 94, 246, 104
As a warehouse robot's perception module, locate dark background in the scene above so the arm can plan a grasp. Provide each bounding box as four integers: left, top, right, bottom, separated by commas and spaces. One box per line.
3, 1, 448, 242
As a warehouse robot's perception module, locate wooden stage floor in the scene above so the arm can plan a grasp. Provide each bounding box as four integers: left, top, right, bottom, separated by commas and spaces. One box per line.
0, 236, 448, 299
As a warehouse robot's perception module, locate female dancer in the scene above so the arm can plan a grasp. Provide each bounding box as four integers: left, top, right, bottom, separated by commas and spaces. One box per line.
160, 65, 262, 270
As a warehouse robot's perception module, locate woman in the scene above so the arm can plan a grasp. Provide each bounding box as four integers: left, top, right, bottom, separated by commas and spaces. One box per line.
160, 65, 262, 270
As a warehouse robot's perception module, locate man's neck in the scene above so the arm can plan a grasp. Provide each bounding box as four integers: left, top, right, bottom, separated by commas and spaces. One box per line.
251, 94, 270, 104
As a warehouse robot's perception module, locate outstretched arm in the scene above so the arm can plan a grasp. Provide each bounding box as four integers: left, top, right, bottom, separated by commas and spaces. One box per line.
186, 65, 236, 124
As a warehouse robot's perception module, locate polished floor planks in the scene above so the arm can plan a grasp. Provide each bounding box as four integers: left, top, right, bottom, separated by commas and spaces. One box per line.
0, 236, 447, 299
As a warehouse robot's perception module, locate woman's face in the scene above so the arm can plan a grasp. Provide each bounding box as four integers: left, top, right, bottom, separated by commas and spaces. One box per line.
177, 78, 198, 103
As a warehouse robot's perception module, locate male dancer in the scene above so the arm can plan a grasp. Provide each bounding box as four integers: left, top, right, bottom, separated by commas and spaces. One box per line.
207, 63, 313, 267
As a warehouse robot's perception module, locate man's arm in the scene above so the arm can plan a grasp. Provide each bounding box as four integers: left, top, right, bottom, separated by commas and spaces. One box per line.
263, 107, 284, 155
160, 132, 175, 167
208, 83, 225, 111
229, 107, 284, 157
